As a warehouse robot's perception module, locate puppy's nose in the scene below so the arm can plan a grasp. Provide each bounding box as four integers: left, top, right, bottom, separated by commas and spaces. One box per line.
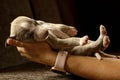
5, 36, 16, 48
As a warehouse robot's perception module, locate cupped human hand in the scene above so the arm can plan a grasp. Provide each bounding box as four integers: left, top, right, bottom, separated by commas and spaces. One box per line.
6, 38, 56, 65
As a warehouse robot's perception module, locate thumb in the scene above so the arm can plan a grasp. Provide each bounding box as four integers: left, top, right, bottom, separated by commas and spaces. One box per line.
6, 38, 26, 47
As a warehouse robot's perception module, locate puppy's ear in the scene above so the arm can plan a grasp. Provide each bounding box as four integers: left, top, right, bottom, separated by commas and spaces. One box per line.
5, 36, 16, 48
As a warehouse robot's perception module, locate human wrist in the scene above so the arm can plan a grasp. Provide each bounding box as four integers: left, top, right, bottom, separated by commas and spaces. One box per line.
42, 51, 57, 67
64, 54, 76, 73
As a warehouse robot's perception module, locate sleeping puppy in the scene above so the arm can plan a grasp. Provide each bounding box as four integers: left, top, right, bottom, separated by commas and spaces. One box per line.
5, 16, 119, 60
7, 16, 88, 46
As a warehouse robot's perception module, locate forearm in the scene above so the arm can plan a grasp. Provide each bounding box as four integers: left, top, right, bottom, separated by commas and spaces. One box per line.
65, 55, 120, 79
7, 39, 120, 79
30, 50, 57, 67
36, 50, 120, 79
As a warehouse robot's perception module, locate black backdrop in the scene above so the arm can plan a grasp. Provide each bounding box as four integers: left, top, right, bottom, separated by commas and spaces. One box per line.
59, 0, 120, 52
76, 1, 120, 52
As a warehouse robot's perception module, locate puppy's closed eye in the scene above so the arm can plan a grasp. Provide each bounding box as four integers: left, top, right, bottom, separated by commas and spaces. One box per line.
33, 20, 39, 26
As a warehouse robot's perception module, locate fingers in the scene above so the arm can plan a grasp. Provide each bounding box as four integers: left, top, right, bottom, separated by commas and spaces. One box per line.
6, 38, 26, 47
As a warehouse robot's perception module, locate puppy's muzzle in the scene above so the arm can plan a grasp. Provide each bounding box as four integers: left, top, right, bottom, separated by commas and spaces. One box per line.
5, 36, 16, 48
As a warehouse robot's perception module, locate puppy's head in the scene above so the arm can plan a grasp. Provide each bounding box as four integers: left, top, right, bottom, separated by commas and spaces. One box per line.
5, 16, 39, 47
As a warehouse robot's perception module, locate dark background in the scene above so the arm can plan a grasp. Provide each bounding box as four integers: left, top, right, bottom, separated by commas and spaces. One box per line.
0, 0, 120, 70
74, 0, 120, 52
57, 0, 120, 52
0, 0, 120, 79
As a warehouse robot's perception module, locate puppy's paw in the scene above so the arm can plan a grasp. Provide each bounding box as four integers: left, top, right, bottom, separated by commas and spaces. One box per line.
95, 52, 103, 60
67, 27, 78, 36
79, 35, 89, 46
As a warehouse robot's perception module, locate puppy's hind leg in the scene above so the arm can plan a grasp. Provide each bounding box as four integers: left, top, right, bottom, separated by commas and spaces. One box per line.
98, 50, 120, 59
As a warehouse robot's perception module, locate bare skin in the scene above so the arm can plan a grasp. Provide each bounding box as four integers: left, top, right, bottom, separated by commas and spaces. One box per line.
6, 37, 120, 79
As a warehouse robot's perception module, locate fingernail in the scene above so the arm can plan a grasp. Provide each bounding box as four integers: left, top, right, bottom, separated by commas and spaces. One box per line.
5, 38, 12, 48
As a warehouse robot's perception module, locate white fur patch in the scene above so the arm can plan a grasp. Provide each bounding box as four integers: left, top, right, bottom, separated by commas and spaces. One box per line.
20, 22, 30, 29
20, 22, 35, 31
